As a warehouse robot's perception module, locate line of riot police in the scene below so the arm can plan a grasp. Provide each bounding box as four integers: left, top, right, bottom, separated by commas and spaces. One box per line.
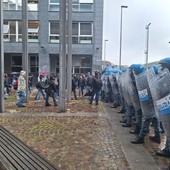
101, 58, 170, 158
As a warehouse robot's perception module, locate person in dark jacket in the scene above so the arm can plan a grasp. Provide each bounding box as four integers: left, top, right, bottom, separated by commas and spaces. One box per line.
72, 75, 78, 100
4, 73, 10, 95
78, 75, 86, 97
89, 70, 102, 105
45, 75, 58, 106
35, 75, 46, 100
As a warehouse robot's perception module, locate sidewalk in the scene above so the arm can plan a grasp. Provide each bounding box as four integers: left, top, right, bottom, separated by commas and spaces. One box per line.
103, 102, 161, 170
1, 94, 170, 169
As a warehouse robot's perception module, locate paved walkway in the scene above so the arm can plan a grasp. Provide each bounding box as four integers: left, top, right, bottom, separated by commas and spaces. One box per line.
1, 98, 170, 169
103, 103, 161, 170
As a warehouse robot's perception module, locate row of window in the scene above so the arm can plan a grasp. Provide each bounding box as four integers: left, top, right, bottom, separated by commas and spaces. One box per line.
3, 0, 93, 12
11, 55, 91, 74
3, 20, 93, 44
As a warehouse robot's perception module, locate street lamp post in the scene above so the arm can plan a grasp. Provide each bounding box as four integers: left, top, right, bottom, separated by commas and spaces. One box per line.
145, 23, 151, 68
104, 39, 108, 61
59, 0, 66, 112
22, 0, 28, 102
67, 0, 72, 103
0, 0, 5, 112
119, 5, 128, 70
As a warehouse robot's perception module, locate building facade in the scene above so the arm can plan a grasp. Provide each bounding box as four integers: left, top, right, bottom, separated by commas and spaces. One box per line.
3, 0, 103, 76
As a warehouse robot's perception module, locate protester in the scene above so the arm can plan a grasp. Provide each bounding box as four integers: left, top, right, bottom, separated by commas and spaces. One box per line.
4, 73, 10, 95
45, 75, 58, 107
78, 75, 86, 97
35, 74, 46, 101
16, 70, 26, 107
72, 75, 78, 100
89, 70, 102, 105
28, 76, 33, 94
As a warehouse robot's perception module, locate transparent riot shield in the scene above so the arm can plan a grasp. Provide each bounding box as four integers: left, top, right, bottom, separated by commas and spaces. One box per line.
146, 67, 159, 117
127, 71, 141, 111
115, 74, 124, 106
148, 68, 170, 140
121, 71, 133, 106
134, 70, 155, 118
116, 74, 123, 96
101, 74, 105, 92
101, 75, 110, 100
109, 74, 118, 94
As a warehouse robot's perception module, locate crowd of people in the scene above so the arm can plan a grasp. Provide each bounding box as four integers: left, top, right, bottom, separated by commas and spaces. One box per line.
4, 57, 170, 158
101, 57, 170, 158
9, 70, 102, 107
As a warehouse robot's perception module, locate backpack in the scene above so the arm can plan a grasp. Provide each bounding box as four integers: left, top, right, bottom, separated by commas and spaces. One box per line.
94, 78, 103, 88
36, 82, 40, 89
44, 84, 51, 96
86, 76, 92, 86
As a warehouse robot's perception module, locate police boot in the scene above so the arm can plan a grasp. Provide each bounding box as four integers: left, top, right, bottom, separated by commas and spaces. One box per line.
160, 122, 165, 134
131, 136, 144, 144
156, 140, 170, 157
120, 119, 127, 123
117, 107, 125, 113
130, 125, 141, 135
156, 149, 170, 158
149, 134, 161, 144
122, 123, 131, 127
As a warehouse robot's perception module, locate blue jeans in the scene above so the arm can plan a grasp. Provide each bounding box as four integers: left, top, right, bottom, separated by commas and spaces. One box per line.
46, 92, 57, 106
79, 86, 85, 96
16, 91, 26, 107
90, 89, 100, 104
35, 88, 46, 100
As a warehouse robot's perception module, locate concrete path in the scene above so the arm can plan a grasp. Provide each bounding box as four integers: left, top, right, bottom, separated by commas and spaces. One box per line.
103, 102, 161, 170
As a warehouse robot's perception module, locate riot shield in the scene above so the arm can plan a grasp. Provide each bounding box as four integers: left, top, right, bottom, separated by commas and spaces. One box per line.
134, 70, 155, 118
116, 74, 123, 97
109, 74, 118, 94
101, 74, 105, 92
146, 67, 159, 117
148, 68, 170, 139
122, 70, 141, 110
121, 71, 133, 106
101, 75, 110, 99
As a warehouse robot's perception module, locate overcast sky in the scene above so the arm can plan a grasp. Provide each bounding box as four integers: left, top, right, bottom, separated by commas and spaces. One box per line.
103, 0, 170, 66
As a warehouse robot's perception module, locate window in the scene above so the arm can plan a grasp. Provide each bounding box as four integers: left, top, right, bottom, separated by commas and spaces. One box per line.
79, 0, 93, 3
9, 21, 16, 42
3, 0, 22, 10
28, 0, 38, 11
28, 21, 39, 42
79, 22, 93, 44
72, 23, 78, 44
3, 20, 39, 42
49, 21, 93, 44
49, 21, 60, 43
30, 55, 39, 73
3, 24, 9, 41
49, 0, 60, 11
11, 55, 22, 72
80, 3, 93, 12
4, 20, 20, 42
72, 55, 92, 74
49, 0, 93, 12
81, 56, 91, 67
3, 0, 38, 10
80, 23, 92, 35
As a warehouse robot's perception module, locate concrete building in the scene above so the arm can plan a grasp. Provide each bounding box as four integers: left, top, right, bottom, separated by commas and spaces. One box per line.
3, 0, 103, 77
